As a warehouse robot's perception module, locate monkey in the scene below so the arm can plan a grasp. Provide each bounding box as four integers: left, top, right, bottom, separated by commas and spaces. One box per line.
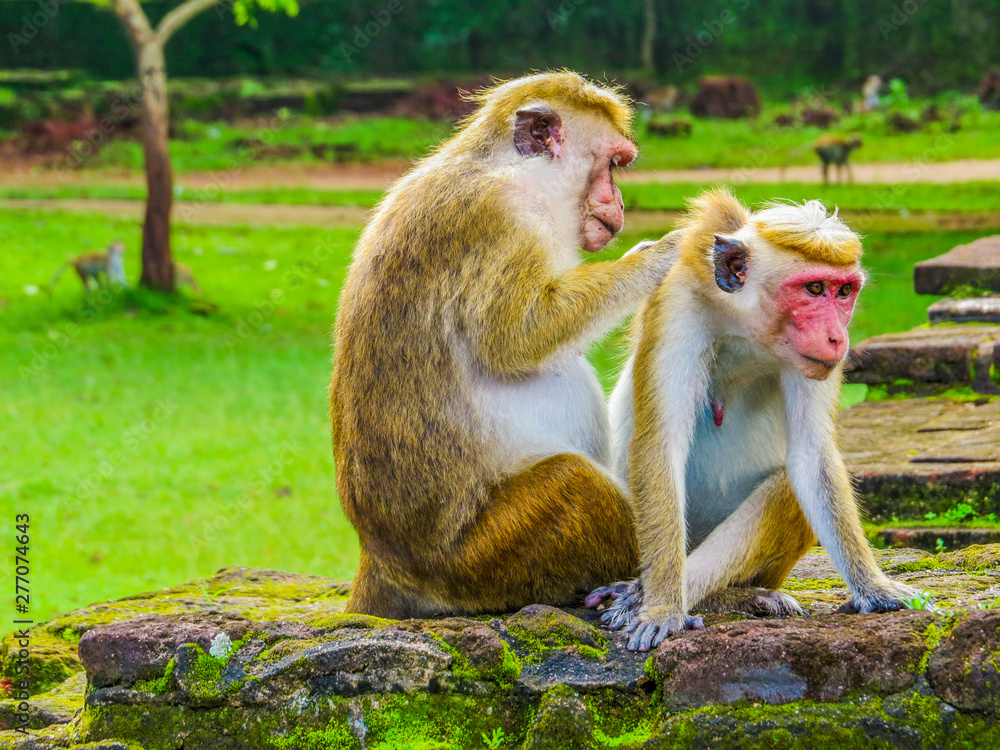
174, 263, 203, 293
586, 188, 918, 651
814, 135, 862, 185
330, 72, 681, 620
48, 241, 127, 294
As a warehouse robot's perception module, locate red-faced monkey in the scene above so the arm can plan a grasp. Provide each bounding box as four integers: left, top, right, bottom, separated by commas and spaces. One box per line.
48, 240, 127, 294
330, 72, 680, 619
588, 188, 917, 651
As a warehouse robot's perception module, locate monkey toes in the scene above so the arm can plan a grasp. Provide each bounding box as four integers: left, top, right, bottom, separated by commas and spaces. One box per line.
587, 580, 644, 631
837, 582, 924, 614
625, 612, 705, 652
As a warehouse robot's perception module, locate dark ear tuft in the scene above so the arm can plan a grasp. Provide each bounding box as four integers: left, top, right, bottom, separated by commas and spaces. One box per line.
714, 235, 748, 293
514, 105, 563, 158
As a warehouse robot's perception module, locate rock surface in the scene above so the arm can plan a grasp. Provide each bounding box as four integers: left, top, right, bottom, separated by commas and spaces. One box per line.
928, 296, 1000, 324
3, 547, 1000, 749
914, 234, 1000, 295
841, 397, 1000, 519
847, 323, 1000, 393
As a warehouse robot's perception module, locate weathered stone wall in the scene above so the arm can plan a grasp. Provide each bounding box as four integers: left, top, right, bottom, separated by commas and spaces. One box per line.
2, 546, 1000, 749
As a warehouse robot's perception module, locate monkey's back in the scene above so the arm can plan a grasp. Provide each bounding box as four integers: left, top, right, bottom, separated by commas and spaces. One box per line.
330, 162, 510, 557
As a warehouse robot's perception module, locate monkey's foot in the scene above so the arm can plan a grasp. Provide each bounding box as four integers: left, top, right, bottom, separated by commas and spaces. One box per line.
586, 580, 643, 630
696, 587, 805, 617
837, 581, 924, 614
624, 607, 705, 652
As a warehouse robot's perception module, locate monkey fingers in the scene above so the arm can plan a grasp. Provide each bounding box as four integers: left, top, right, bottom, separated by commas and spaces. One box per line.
626, 613, 705, 652
584, 580, 634, 608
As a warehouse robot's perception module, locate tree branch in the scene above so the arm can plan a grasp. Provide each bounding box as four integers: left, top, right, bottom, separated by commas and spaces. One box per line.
111, 0, 154, 48
155, 0, 229, 46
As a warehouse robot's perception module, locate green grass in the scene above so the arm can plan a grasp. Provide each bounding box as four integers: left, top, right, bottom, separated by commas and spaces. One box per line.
47, 98, 1000, 174
5, 181, 1000, 217
634, 99, 1000, 170
0, 206, 981, 632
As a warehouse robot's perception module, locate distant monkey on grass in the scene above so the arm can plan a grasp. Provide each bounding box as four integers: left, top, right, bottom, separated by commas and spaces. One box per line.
331, 72, 680, 619
588, 188, 918, 651
48, 240, 128, 294
814, 135, 862, 185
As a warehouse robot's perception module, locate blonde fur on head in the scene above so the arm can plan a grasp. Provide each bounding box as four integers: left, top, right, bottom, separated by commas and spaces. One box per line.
752, 200, 862, 266
454, 71, 634, 151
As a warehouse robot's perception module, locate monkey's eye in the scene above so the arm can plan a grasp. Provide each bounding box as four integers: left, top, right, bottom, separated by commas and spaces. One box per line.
836, 283, 853, 297
804, 281, 824, 296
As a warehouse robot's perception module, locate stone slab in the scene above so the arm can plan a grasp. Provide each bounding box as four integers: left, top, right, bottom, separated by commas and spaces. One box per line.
840, 397, 1000, 519
875, 527, 1000, 551
847, 323, 1000, 392
927, 295, 1000, 324
6, 551, 1000, 749
914, 234, 1000, 295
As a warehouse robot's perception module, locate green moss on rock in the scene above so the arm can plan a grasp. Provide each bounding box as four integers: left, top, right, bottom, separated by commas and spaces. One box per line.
0, 629, 82, 695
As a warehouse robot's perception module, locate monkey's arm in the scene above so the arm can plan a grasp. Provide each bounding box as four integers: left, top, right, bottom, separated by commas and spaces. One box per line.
470, 237, 678, 376
620, 286, 711, 650
781, 372, 918, 612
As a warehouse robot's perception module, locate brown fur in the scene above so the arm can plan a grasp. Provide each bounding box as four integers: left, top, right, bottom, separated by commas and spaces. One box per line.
331, 72, 675, 619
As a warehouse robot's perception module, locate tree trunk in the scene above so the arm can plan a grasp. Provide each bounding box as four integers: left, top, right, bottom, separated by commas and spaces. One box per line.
137, 41, 175, 292
641, 0, 656, 75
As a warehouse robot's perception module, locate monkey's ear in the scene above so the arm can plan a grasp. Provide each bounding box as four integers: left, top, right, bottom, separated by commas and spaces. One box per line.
713, 235, 748, 293
513, 105, 563, 158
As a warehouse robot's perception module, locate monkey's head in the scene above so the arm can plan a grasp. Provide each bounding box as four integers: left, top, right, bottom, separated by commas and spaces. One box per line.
457, 72, 637, 253
696, 192, 864, 380
109, 240, 125, 256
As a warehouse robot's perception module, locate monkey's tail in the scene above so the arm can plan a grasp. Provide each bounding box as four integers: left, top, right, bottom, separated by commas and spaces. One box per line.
46, 261, 70, 297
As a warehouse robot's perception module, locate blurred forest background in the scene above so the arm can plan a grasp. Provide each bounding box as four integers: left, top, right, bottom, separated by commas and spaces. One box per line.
2, 0, 997, 93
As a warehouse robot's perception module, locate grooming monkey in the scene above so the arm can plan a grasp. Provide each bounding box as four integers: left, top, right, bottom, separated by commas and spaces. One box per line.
814, 134, 862, 185
49, 240, 127, 294
331, 72, 679, 619
587, 188, 917, 651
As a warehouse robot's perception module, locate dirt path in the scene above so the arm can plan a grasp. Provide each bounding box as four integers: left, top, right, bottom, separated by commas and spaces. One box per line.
1, 157, 997, 193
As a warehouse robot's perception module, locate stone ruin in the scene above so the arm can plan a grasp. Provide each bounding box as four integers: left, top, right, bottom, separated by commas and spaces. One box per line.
844, 233, 1000, 543
3, 551, 1000, 749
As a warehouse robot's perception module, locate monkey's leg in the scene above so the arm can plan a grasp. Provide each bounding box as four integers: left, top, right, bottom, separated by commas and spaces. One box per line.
685, 471, 815, 617
346, 549, 436, 620
436, 453, 639, 614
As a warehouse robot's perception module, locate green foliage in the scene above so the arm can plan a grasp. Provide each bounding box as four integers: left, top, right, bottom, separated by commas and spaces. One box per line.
902, 590, 937, 611
942, 502, 977, 523
481, 727, 506, 749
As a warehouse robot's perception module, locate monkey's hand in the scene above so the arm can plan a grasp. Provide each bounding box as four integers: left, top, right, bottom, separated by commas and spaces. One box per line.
620, 229, 684, 276
623, 605, 705, 652
587, 579, 643, 630
621, 240, 657, 259
837, 580, 924, 614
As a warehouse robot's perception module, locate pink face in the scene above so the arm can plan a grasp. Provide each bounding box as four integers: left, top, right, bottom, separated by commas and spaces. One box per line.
580, 139, 636, 253
773, 267, 863, 380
